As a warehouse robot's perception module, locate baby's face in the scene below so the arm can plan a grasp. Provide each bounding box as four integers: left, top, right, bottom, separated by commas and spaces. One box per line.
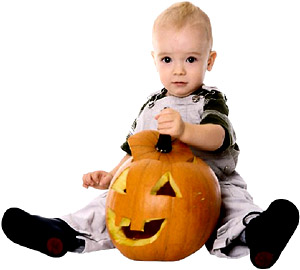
152, 25, 216, 97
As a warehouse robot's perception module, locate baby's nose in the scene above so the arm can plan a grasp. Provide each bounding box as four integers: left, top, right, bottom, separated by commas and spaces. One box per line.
173, 63, 186, 76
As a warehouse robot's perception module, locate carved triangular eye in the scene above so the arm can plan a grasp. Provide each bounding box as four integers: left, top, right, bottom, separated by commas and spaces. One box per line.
111, 168, 129, 194
150, 172, 182, 198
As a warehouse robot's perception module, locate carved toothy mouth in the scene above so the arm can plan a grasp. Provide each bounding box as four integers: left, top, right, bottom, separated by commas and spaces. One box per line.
122, 218, 165, 239
107, 208, 167, 246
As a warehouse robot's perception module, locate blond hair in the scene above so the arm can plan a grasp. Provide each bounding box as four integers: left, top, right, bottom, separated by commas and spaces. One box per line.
153, 2, 213, 48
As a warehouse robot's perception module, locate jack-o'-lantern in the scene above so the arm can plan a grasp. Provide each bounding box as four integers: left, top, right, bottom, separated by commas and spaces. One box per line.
105, 130, 221, 261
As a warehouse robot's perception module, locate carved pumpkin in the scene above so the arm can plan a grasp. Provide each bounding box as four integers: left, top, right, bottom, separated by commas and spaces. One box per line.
105, 130, 221, 261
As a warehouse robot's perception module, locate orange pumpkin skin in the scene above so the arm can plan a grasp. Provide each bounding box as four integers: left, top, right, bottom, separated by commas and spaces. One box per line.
105, 131, 221, 261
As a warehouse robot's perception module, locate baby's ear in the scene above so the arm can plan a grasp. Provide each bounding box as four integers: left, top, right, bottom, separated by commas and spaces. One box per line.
151, 51, 156, 63
151, 51, 158, 68
207, 51, 217, 71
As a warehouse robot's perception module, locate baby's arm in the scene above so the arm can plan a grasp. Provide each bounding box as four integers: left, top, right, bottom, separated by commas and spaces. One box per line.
82, 154, 131, 189
155, 108, 225, 152
180, 122, 225, 151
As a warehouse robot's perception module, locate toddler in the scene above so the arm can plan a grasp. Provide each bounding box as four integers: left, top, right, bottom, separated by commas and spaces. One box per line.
2, 2, 299, 269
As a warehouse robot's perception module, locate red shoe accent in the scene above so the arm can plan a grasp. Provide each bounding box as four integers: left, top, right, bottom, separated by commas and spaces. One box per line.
47, 237, 64, 256
254, 251, 275, 269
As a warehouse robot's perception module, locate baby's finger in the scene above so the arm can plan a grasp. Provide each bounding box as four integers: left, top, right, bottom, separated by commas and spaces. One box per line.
157, 115, 174, 125
91, 171, 101, 184
83, 173, 94, 186
82, 182, 89, 189
155, 107, 171, 119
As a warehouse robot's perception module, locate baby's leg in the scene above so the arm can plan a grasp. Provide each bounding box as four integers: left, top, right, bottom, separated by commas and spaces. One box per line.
2, 208, 84, 257
2, 191, 114, 256
60, 191, 114, 253
207, 171, 299, 268
244, 199, 299, 268
206, 171, 262, 258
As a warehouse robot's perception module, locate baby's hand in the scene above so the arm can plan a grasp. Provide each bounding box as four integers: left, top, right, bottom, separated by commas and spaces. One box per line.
82, 170, 113, 190
155, 108, 185, 139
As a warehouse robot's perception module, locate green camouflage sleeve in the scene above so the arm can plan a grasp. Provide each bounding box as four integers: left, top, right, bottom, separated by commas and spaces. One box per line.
200, 90, 236, 152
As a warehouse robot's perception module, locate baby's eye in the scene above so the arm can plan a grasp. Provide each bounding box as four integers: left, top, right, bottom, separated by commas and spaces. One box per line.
162, 57, 172, 63
186, 57, 197, 63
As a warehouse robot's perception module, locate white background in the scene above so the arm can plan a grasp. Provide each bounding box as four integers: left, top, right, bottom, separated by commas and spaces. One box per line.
0, 0, 299, 269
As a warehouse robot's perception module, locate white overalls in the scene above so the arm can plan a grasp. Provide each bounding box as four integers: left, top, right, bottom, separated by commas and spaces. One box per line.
61, 86, 262, 258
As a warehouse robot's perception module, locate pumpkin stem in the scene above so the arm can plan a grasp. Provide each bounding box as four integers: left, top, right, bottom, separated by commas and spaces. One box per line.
155, 134, 172, 153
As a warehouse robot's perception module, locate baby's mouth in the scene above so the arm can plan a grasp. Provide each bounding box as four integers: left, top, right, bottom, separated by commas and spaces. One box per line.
172, 82, 188, 86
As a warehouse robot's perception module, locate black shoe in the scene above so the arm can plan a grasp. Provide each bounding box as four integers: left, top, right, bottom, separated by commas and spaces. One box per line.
244, 199, 299, 269
2, 208, 84, 257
